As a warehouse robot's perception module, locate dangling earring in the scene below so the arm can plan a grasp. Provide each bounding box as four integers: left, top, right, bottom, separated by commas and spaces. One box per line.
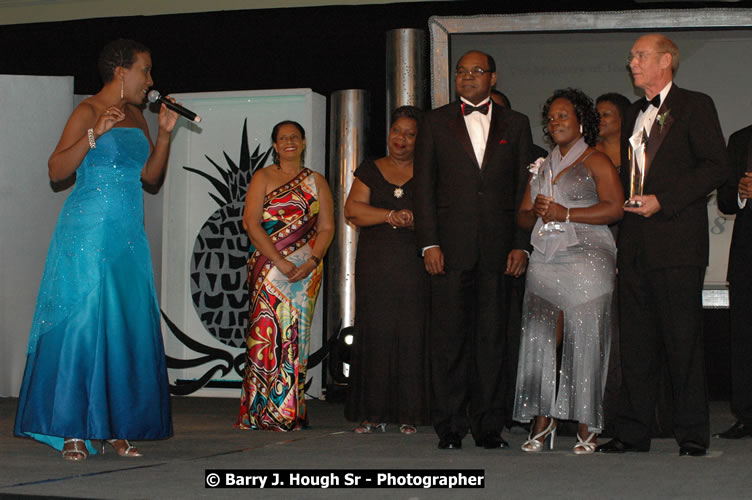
120, 78, 124, 100
579, 124, 583, 134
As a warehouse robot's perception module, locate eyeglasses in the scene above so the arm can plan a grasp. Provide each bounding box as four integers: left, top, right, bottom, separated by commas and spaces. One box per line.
627, 51, 667, 63
455, 67, 491, 78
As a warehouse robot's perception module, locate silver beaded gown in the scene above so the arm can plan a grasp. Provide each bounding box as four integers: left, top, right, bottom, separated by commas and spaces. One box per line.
513, 159, 616, 432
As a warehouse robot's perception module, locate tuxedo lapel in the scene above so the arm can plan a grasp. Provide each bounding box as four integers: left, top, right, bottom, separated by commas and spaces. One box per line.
744, 134, 752, 213
624, 104, 641, 154
645, 87, 678, 173
625, 102, 640, 134
481, 103, 507, 171
621, 103, 641, 177
449, 104, 480, 168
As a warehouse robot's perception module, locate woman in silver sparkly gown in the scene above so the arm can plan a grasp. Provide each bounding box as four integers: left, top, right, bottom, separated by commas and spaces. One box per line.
513, 88, 624, 454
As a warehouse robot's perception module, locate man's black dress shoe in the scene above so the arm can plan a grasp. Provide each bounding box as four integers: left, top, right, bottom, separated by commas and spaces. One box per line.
713, 421, 752, 439
474, 432, 509, 449
595, 438, 646, 453
679, 443, 707, 457
438, 433, 462, 450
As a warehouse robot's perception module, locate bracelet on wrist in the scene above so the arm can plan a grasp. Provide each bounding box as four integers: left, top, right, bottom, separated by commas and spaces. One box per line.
565, 208, 571, 224
87, 128, 96, 149
386, 210, 397, 229
309, 255, 321, 265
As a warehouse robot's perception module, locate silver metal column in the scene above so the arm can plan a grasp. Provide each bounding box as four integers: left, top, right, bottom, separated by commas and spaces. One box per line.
386, 28, 427, 141
327, 89, 369, 354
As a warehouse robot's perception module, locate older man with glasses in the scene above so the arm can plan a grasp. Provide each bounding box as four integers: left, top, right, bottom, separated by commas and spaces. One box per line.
597, 33, 729, 458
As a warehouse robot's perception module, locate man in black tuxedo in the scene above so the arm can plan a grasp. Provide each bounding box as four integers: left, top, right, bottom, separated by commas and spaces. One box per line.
597, 34, 728, 457
715, 125, 752, 439
413, 50, 532, 450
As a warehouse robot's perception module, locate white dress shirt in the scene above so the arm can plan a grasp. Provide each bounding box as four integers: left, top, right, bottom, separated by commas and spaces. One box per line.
422, 97, 493, 256
633, 81, 673, 138
460, 96, 492, 167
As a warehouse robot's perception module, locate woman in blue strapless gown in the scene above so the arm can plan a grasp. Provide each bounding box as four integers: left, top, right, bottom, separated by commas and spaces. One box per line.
14, 39, 179, 461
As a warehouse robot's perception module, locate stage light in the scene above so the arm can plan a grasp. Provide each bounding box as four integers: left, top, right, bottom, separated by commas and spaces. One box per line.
328, 325, 356, 384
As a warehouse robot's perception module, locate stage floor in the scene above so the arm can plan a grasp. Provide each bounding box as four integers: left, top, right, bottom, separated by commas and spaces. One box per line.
1, 396, 751, 499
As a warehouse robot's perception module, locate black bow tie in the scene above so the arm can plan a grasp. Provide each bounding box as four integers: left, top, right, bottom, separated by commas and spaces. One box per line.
640, 95, 661, 112
462, 101, 490, 116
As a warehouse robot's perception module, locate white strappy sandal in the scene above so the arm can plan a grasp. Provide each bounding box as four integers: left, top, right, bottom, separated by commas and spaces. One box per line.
573, 432, 598, 455
521, 419, 556, 452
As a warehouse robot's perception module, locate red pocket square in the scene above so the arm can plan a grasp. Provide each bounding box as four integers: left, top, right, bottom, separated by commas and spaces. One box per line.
499, 139, 508, 144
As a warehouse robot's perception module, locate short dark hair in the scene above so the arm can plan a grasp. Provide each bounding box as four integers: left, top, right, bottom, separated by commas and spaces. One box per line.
542, 88, 600, 147
98, 39, 150, 83
456, 50, 496, 74
271, 120, 306, 165
390, 105, 422, 128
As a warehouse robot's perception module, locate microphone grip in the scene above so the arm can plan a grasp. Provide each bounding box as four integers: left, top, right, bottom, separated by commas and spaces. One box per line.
159, 97, 201, 123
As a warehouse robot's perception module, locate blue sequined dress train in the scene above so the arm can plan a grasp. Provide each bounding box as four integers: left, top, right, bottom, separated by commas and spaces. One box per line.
14, 127, 173, 453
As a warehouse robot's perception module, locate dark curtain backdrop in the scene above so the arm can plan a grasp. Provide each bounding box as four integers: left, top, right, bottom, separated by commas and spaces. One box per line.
0, 0, 665, 158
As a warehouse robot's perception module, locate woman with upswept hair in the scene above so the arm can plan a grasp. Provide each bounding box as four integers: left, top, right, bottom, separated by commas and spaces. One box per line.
236, 120, 334, 431
344, 106, 431, 435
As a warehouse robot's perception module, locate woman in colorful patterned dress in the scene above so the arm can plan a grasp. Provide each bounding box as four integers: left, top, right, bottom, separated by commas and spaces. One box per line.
236, 120, 334, 431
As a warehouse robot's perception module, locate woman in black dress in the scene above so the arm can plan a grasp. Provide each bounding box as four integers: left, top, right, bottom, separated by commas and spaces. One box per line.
594, 92, 630, 435
344, 106, 430, 434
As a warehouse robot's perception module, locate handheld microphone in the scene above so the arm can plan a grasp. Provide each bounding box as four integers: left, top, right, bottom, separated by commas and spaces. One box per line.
147, 90, 201, 123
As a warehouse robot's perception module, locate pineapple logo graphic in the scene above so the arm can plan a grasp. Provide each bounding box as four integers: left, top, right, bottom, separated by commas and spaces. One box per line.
184, 119, 272, 348
161, 118, 328, 396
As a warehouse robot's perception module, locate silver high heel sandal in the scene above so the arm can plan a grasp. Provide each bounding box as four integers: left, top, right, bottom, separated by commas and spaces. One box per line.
521, 418, 556, 452
103, 439, 143, 457
354, 422, 387, 434
573, 432, 597, 455
62, 438, 88, 461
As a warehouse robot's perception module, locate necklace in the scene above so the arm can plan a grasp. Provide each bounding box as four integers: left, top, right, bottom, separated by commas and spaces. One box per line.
386, 156, 409, 199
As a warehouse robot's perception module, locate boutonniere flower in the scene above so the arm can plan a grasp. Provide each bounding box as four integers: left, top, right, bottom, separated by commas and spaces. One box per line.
499, 139, 508, 144
527, 157, 546, 176
657, 109, 671, 132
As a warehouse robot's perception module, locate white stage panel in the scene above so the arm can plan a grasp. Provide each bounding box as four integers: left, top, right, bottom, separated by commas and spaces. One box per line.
0, 75, 73, 396
161, 89, 327, 398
